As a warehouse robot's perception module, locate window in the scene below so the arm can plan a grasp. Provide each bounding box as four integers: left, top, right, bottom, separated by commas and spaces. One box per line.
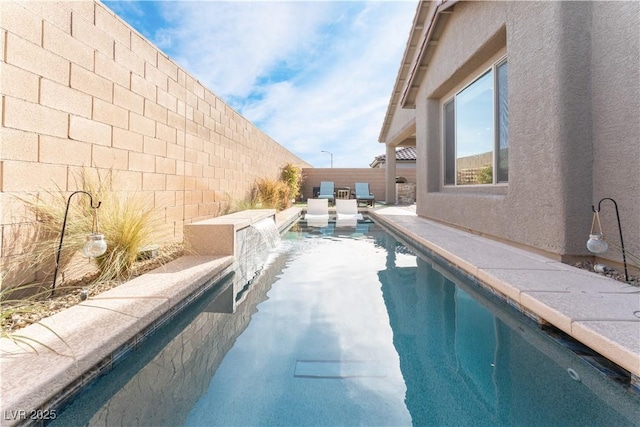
443, 58, 508, 185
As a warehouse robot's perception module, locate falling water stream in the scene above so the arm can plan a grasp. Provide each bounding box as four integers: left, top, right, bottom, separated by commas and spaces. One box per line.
250, 217, 281, 249
233, 217, 282, 307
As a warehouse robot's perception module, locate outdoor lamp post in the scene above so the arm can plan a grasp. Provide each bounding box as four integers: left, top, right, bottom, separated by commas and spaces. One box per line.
321, 150, 333, 168
51, 191, 107, 296
587, 197, 628, 282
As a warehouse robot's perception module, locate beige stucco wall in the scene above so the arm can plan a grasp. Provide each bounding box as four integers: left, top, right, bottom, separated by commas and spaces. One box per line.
389, 1, 639, 265
383, 108, 416, 146
0, 0, 310, 285
589, 1, 640, 269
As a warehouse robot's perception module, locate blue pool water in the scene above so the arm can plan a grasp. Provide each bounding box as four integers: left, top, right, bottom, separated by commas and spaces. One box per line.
52, 221, 640, 426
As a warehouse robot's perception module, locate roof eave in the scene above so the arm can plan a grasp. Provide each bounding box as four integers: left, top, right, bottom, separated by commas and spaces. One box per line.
378, 0, 457, 143
400, 1, 457, 108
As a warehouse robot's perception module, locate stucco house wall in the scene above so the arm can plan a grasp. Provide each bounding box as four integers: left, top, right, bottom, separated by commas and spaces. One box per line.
589, 1, 640, 269
382, 1, 639, 267
0, 0, 310, 286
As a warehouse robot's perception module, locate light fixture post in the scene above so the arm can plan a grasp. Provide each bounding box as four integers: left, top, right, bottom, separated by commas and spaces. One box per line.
321, 150, 333, 168
590, 197, 628, 282
51, 191, 105, 296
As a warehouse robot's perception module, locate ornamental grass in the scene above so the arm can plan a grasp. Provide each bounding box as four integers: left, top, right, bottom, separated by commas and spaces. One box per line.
4, 168, 166, 292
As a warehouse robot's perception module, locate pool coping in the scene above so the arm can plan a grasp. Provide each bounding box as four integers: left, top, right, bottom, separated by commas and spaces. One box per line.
0, 208, 302, 427
368, 206, 640, 383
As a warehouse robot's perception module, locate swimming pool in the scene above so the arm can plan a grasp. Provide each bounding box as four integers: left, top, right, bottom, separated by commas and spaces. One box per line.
51, 220, 640, 426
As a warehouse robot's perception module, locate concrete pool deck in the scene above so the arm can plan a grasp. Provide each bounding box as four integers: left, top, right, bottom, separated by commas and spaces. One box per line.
370, 205, 640, 384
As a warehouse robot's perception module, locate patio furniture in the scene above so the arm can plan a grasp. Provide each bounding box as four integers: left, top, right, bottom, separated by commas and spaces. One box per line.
336, 217, 358, 228
305, 198, 329, 227
355, 182, 375, 207
305, 198, 329, 218
335, 199, 363, 220
336, 187, 350, 200
317, 181, 335, 205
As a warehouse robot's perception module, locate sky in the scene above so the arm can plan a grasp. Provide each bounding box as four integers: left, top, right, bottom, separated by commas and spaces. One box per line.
103, 0, 419, 168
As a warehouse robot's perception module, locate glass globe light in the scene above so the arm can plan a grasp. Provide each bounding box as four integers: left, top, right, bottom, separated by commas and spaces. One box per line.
586, 233, 608, 254
83, 233, 107, 258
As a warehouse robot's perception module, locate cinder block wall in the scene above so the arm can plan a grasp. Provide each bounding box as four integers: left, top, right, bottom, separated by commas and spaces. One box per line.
0, 0, 310, 286
301, 168, 416, 203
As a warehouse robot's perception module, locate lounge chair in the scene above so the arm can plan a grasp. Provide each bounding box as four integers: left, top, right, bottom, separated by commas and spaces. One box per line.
317, 181, 335, 205
355, 182, 375, 207
336, 217, 358, 228
305, 198, 329, 227
335, 199, 363, 220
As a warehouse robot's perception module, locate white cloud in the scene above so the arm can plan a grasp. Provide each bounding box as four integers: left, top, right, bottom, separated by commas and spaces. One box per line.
241, 2, 418, 167
155, 1, 335, 98
116, 1, 419, 167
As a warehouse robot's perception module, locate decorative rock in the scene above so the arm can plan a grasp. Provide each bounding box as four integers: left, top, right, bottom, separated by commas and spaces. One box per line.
137, 244, 160, 261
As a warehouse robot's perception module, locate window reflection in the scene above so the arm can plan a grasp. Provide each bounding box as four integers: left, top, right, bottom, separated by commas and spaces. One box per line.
456, 70, 494, 185
442, 58, 508, 186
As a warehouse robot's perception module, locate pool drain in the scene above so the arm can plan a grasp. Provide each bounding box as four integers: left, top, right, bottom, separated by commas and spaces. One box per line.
567, 368, 581, 382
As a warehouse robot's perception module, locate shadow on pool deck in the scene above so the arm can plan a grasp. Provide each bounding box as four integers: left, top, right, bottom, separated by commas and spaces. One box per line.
369, 205, 639, 387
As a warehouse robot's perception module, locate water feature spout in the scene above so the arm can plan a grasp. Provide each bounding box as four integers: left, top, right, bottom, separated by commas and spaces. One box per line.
250, 217, 281, 249
233, 216, 281, 307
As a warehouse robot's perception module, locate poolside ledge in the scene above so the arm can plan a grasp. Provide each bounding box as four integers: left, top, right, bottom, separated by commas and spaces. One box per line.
370, 206, 640, 382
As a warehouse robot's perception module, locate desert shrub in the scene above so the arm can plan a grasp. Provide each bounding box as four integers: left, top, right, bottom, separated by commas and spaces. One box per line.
255, 177, 291, 211
9, 169, 165, 289
93, 191, 157, 281
281, 163, 304, 202
276, 183, 292, 210
477, 165, 493, 184
232, 197, 261, 212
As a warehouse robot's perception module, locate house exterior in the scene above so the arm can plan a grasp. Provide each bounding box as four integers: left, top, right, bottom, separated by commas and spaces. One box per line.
370, 147, 417, 169
379, 1, 639, 266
